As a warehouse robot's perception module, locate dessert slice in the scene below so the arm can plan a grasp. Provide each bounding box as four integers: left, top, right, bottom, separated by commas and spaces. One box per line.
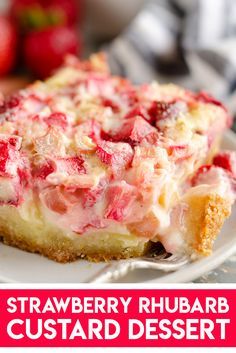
0, 53, 235, 262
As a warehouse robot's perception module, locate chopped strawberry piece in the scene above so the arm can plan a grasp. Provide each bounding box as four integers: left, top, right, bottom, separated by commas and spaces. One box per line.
124, 105, 150, 122
18, 167, 30, 187
0, 136, 22, 177
8, 136, 21, 149
0, 140, 10, 175
7, 95, 20, 109
150, 101, 185, 123
83, 178, 107, 208
195, 91, 227, 111
151, 101, 172, 121
191, 165, 212, 186
33, 160, 55, 179
101, 97, 120, 113
119, 85, 139, 106
45, 112, 68, 129
0, 95, 21, 114
112, 117, 154, 144
213, 151, 236, 178
96, 141, 133, 175
60, 156, 86, 175
104, 181, 137, 221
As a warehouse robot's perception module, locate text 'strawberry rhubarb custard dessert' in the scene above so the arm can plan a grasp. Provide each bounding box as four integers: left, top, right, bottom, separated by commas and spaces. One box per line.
0, 53, 235, 263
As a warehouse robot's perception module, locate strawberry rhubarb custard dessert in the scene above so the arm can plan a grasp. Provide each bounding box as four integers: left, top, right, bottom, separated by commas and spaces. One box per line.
0, 53, 235, 262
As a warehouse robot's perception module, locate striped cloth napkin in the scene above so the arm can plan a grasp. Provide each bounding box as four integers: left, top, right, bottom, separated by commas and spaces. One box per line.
106, 0, 236, 132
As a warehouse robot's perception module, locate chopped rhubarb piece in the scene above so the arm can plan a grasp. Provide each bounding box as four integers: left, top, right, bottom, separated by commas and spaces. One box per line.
83, 178, 107, 208
41, 187, 68, 214
96, 141, 133, 174
195, 91, 227, 111
45, 112, 68, 129
34, 128, 65, 156
213, 151, 236, 178
169, 144, 191, 163
104, 181, 137, 221
142, 131, 161, 146
112, 116, 154, 144
72, 217, 105, 234
76, 120, 102, 144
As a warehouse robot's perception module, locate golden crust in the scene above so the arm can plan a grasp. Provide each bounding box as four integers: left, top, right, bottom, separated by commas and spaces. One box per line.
184, 193, 231, 256
1, 234, 149, 263
0, 204, 149, 263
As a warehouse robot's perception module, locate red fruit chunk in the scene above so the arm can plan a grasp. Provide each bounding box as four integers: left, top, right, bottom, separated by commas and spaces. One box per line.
112, 117, 154, 144
42, 187, 68, 214
62, 156, 86, 175
142, 131, 161, 146
195, 91, 227, 111
101, 98, 120, 113
0, 95, 21, 114
124, 105, 151, 122
45, 112, 68, 129
150, 101, 181, 123
83, 178, 107, 208
191, 165, 212, 186
18, 167, 30, 187
213, 151, 236, 178
0, 140, 10, 175
88, 120, 102, 143
33, 160, 55, 179
0, 136, 22, 177
96, 141, 133, 174
105, 181, 137, 221
169, 144, 191, 163
7, 95, 20, 109
76, 120, 102, 145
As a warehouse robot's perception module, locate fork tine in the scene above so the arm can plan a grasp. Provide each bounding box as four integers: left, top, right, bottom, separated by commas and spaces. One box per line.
87, 253, 189, 283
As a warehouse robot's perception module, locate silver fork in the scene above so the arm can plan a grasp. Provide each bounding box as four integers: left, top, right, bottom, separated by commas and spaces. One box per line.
87, 249, 189, 283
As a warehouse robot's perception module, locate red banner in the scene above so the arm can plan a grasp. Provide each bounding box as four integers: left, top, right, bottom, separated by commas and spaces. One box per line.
0, 289, 235, 347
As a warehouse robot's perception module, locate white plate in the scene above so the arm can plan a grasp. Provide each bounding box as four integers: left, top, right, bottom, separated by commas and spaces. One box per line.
0, 131, 236, 283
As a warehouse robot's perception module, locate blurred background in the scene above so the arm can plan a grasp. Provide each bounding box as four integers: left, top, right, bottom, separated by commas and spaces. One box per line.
0, 0, 236, 131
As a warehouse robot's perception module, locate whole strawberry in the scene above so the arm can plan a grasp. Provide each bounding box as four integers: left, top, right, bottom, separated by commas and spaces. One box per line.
0, 15, 17, 76
11, 0, 79, 32
23, 26, 80, 78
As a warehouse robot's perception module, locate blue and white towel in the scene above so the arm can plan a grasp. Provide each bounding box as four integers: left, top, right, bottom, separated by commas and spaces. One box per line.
106, 0, 236, 131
